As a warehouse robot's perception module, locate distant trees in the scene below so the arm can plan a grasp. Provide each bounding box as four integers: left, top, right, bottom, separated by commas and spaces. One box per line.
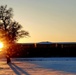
0, 5, 29, 63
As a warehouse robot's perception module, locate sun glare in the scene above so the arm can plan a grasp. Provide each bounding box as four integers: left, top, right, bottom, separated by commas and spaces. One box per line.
0, 42, 4, 51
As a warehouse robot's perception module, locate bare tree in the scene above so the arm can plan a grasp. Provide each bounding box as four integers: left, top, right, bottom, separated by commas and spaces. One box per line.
0, 5, 29, 63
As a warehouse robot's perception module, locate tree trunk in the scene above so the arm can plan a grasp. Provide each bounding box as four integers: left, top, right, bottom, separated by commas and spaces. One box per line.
6, 55, 11, 64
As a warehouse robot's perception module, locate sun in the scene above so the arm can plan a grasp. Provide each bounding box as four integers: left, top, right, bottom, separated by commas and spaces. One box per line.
0, 42, 4, 51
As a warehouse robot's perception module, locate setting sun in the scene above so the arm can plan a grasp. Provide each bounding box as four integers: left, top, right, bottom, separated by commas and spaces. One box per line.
0, 42, 4, 50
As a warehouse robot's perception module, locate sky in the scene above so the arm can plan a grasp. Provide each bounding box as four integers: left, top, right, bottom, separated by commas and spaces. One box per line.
0, 0, 76, 43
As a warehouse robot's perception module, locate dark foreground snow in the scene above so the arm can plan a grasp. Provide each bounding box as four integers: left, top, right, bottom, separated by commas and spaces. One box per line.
0, 58, 76, 75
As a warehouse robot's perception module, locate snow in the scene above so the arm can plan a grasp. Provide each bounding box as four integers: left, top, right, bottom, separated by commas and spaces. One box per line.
0, 58, 76, 75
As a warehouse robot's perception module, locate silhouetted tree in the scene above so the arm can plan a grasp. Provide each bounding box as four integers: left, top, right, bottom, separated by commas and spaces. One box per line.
0, 5, 29, 63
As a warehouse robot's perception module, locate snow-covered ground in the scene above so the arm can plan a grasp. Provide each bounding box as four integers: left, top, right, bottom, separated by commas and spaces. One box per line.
0, 58, 76, 75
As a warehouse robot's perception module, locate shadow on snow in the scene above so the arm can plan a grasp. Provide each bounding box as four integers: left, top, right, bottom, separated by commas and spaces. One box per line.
8, 63, 30, 75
